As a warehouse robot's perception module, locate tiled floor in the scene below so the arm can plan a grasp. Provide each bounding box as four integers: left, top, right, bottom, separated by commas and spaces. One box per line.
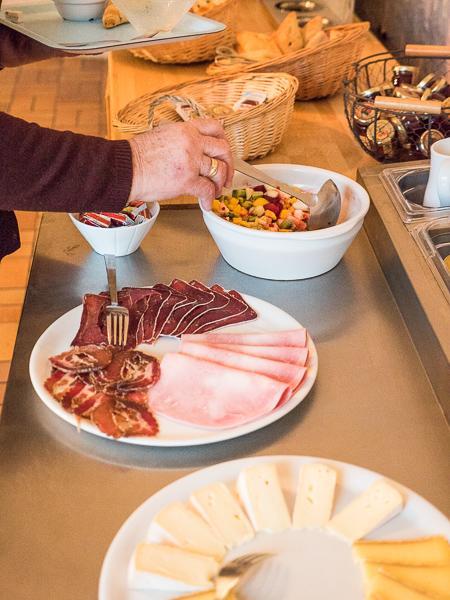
0, 55, 108, 409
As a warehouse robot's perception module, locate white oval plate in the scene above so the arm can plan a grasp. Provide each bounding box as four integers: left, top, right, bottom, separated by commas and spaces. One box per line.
98, 455, 450, 600
29, 294, 318, 446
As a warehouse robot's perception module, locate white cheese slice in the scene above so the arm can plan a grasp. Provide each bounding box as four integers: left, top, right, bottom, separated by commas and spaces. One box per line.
327, 479, 404, 542
148, 501, 226, 560
128, 544, 219, 592
190, 481, 254, 549
236, 463, 291, 532
293, 463, 337, 528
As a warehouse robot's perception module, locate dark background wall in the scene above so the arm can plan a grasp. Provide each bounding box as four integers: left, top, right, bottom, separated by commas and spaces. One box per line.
355, 0, 450, 50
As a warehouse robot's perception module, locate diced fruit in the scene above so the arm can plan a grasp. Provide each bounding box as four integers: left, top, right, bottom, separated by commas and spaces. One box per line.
265, 210, 277, 221
253, 185, 266, 192
253, 197, 268, 207
264, 203, 281, 217
264, 189, 279, 199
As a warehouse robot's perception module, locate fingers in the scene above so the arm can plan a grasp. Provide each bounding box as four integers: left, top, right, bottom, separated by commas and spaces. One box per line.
202, 136, 234, 187
199, 155, 228, 196
191, 176, 217, 211
190, 118, 227, 140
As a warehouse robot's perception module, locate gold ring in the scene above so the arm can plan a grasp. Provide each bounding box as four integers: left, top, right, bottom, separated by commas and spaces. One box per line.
207, 157, 219, 179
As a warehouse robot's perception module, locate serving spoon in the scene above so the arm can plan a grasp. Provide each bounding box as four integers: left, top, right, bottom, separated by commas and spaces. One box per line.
233, 158, 341, 230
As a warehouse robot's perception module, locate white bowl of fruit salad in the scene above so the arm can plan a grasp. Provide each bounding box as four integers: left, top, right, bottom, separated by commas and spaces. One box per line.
201, 164, 370, 280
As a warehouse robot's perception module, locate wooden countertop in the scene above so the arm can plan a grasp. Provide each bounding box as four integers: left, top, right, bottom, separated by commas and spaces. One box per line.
105, 0, 385, 182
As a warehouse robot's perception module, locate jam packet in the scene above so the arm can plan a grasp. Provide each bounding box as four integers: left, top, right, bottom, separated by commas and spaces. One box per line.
233, 90, 267, 110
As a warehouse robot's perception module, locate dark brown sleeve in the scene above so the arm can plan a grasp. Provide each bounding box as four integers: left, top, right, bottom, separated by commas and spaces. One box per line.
0, 24, 71, 68
0, 112, 132, 213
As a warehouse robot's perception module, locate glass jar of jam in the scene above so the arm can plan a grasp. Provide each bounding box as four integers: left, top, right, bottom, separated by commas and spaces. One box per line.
392, 65, 418, 87
418, 129, 445, 157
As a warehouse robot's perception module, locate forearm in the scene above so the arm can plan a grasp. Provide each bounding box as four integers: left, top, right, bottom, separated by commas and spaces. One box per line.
0, 24, 72, 68
0, 112, 132, 212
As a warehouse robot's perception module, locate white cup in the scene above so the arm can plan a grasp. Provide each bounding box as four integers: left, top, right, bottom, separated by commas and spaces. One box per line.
423, 137, 450, 208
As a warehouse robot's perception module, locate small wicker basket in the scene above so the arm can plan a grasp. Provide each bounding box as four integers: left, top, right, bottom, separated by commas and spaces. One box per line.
130, 0, 237, 64
207, 21, 370, 101
114, 72, 299, 160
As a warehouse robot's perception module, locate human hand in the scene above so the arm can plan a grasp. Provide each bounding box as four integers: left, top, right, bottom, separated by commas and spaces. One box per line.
128, 119, 234, 210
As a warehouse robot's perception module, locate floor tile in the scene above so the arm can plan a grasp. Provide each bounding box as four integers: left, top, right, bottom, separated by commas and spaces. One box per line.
0, 257, 31, 288
0, 289, 26, 305
0, 323, 19, 361
0, 306, 22, 323
0, 362, 11, 383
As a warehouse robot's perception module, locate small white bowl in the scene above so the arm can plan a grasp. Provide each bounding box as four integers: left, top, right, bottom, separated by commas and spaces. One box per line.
54, 0, 107, 21
112, 0, 195, 35
69, 202, 160, 256
201, 164, 370, 280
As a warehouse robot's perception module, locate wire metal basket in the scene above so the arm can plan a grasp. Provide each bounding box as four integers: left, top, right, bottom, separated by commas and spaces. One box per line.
344, 49, 450, 163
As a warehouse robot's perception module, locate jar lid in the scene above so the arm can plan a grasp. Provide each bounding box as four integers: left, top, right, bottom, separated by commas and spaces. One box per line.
367, 119, 395, 146
394, 84, 422, 99
430, 77, 448, 94
416, 73, 439, 91
389, 116, 408, 145
418, 129, 445, 156
360, 86, 386, 99
354, 104, 376, 126
393, 65, 418, 75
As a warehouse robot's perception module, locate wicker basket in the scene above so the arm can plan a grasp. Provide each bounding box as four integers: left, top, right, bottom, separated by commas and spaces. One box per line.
130, 0, 237, 64
207, 22, 370, 101
114, 72, 299, 160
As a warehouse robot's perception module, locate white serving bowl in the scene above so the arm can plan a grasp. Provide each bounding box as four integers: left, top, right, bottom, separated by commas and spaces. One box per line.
112, 0, 195, 35
69, 202, 160, 257
54, 0, 107, 21
201, 164, 370, 280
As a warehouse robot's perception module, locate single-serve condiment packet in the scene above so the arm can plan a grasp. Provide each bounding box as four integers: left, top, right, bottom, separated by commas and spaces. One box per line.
233, 90, 267, 111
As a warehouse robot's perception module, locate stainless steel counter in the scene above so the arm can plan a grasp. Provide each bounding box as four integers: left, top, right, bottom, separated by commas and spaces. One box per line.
1, 209, 449, 600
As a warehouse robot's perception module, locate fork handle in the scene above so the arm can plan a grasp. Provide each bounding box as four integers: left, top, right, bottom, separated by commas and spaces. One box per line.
104, 254, 119, 305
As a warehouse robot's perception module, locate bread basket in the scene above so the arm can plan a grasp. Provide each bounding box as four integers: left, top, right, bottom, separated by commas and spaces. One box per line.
113, 72, 298, 160
130, 0, 237, 64
207, 22, 369, 101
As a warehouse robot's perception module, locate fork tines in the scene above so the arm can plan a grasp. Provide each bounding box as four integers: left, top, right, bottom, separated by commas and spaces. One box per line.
106, 307, 129, 347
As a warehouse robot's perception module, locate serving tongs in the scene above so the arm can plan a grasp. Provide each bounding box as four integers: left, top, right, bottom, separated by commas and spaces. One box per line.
104, 254, 129, 347
233, 158, 341, 230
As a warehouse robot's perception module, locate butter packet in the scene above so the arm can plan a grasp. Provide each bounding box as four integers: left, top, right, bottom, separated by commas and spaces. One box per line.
233, 90, 267, 111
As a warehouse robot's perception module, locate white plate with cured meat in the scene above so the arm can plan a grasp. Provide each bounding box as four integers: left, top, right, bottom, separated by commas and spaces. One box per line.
29, 283, 318, 446
98, 455, 450, 600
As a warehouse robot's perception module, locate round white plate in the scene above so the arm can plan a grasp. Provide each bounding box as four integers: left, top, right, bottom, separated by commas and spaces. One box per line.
98, 455, 450, 600
29, 294, 318, 446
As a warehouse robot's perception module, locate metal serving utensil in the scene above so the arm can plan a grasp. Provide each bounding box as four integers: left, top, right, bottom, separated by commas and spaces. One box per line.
59, 32, 158, 47
174, 552, 273, 600
233, 157, 341, 230
104, 254, 129, 347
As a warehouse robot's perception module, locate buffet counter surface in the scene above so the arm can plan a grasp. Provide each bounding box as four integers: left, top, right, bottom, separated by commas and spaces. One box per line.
1, 207, 449, 599
1, 3, 449, 599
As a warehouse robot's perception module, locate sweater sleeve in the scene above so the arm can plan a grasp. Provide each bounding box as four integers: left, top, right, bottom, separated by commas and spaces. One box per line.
0, 24, 71, 68
0, 112, 133, 213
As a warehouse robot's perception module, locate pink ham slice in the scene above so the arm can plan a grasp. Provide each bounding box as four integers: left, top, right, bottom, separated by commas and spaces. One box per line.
206, 343, 308, 366
148, 353, 291, 428
182, 328, 307, 348
179, 341, 306, 390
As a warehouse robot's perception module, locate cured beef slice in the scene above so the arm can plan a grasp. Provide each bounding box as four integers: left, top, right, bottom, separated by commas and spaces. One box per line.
168, 279, 216, 336
72, 294, 109, 346
187, 285, 257, 334
121, 288, 163, 347
179, 341, 306, 390
182, 328, 307, 347
151, 284, 190, 342
148, 353, 291, 429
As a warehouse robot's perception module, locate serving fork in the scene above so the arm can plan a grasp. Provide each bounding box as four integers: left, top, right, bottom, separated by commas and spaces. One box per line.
104, 254, 129, 346
175, 552, 273, 600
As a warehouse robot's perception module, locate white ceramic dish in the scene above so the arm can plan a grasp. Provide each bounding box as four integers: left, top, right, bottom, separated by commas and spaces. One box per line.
29, 294, 318, 446
98, 455, 450, 600
112, 0, 195, 36
53, 0, 106, 22
0, 1, 225, 53
69, 202, 160, 256
201, 164, 371, 280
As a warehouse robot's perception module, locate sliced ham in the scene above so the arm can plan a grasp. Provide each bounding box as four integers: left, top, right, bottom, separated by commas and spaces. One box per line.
148, 353, 291, 428
180, 341, 306, 390
206, 343, 308, 366
182, 328, 307, 348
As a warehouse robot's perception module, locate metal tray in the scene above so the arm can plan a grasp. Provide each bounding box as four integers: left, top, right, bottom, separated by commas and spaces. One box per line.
381, 165, 450, 224
0, 1, 225, 53
412, 218, 450, 303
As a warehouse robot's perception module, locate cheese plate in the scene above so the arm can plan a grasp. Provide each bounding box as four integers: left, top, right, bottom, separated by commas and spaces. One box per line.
29, 293, 318, 446
98, 455, 450, 600
0, 1, 226, 53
